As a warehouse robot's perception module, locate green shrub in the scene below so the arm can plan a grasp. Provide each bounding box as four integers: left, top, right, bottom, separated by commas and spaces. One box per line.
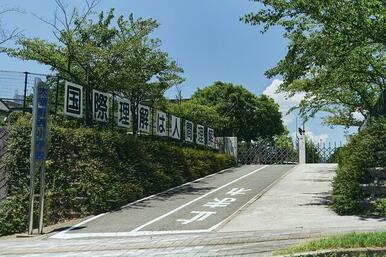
0, 196, 29, 236
332, 118, 386, 215
375, 198, 386, 216
276, 231, 386, 256
0, 115, 234, 236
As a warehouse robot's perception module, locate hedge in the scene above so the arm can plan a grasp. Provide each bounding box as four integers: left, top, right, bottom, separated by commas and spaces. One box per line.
332, 118, 386, 215
0, 114, 234, 236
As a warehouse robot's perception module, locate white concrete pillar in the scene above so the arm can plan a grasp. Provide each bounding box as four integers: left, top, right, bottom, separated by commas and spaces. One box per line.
299, 133, 306, 164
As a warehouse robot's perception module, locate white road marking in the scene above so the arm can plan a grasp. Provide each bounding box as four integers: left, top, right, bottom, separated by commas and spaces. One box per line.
203, 198, 236, 208
226, 187, 251, 196
208, 165, 297, 231
50, 166, 235, 239
51, 165, 270, 239
51, 213, 106, 239
177, 211, 216, 225
130, 165, 268, 232
50, 229, 210, 239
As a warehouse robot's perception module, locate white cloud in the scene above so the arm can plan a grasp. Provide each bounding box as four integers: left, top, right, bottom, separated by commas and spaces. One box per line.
305, 131, 329, 143
262, 79, 305, 126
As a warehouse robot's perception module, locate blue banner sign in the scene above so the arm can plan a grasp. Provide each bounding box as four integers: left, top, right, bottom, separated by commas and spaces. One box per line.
31, 78, 49, 169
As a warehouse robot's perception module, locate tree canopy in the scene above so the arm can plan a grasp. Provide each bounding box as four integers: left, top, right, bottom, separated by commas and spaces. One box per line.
243, 0, 386, 127
187, 81, 285, 141
167, 101, 225, 131
3, 2, 183, 130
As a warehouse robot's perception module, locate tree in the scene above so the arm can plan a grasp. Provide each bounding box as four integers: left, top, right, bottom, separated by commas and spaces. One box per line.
0, 7, 22, 45
306, 140, 322, 163
190, 81, 285, 141
167, 101, 225, 131
274, 127, 294, 150
243, 0, 386, 127
3, 1, 183, 132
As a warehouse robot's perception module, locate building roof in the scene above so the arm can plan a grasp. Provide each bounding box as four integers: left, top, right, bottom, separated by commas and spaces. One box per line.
0, 99, 24, 113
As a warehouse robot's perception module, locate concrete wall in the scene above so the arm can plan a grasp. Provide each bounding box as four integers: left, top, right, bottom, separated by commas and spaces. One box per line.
216, 137, 238, 162
0, 127, 9, 201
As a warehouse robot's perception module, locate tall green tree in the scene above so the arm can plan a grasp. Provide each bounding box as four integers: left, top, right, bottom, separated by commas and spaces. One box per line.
306, 139, 322, 163
274, 127, 294, 150
167, 101, 225, 131
190, 81, 285, 141
3, 1, 183, 131
243, 0, 386, 127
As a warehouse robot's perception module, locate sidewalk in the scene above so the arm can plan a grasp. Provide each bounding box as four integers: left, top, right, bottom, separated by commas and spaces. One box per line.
0, 230, 317, 257
220, 164, 386, 233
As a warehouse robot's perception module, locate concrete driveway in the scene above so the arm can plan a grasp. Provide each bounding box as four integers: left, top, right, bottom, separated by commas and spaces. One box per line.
51, 165, 294, 239
1, 164, 385, 257
220, 164, 386, 234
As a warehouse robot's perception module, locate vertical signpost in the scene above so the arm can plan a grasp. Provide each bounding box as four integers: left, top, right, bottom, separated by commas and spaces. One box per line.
28, 78, 49, 235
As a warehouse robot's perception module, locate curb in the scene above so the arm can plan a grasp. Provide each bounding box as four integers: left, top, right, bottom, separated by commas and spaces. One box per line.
277, 247, 386, 257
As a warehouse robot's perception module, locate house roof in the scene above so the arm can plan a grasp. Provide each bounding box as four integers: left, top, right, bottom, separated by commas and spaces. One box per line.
0, 99, 24, 113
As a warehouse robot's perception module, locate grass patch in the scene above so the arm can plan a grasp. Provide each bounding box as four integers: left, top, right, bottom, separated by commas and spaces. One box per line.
276, 232, 386, 255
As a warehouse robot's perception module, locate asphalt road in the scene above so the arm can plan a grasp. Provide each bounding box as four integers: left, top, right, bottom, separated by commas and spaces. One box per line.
52, 165, 294, 239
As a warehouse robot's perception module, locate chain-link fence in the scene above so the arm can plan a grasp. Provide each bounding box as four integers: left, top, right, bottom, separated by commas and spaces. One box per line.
0, 70, 60, 117
0, 70, 217, 141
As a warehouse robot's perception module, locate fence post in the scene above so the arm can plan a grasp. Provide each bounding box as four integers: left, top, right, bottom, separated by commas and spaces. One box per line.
23, 72, 29, 112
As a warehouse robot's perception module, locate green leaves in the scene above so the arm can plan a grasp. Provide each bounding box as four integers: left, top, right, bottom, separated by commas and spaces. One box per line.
3, 7, 183, 111
185, 81, 285, 141
244, 0, 386, 127
332, 117, 386, 215
0, 116, 234, 236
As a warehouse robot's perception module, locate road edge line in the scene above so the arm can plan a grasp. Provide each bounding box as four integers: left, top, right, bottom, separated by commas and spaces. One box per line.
50, 165, 257, 239
209, 164, 299, 232
130, 165, 269, 232
50, 213, 106, 239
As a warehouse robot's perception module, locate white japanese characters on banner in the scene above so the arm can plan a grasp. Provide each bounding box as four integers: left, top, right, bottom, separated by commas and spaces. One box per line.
138, 104, 151, 133
207, 127, 215, 148
64, 81, 83, 118
93, 89, 110, 122
170, 115, 181, 140
117, 96, 130, 128
63, 81, 217, 146
196, 124, 205, 145
185, 120, 194, 142
156, 110, 168, 136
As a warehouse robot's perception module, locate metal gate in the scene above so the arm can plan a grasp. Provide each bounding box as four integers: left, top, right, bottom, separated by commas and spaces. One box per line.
306, 141, 343, 163
237, 139, 343, 165
238, 139, 298, 165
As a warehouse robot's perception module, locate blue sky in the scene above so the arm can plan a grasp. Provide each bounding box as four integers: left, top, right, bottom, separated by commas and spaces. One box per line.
0, 0, 356, 143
